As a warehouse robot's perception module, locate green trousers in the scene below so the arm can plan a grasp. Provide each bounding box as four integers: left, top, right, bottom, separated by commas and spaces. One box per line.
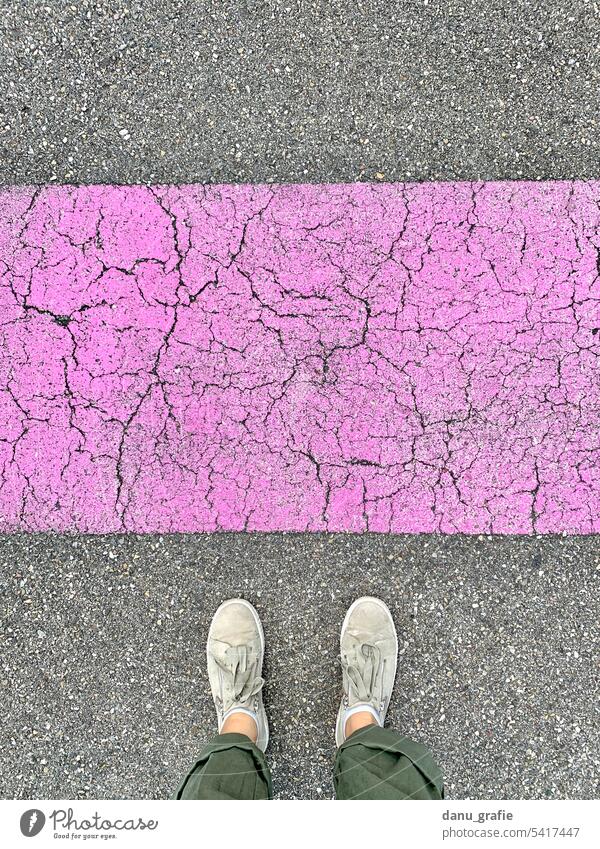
175, 725, 443, 800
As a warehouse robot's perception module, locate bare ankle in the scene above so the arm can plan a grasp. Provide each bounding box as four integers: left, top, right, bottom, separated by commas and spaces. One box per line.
345, 710, 378, 738
221, 711, 258, 742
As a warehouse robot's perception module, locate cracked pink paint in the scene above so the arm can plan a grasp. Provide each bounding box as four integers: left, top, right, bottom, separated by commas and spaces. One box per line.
1, 181, 600, 534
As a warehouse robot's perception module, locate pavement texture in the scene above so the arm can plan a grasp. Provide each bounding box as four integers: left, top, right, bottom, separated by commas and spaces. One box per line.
1, 0, 600, 804
1, 533, 598, 800
2, 181, 600, 534
1, 0, 599, 186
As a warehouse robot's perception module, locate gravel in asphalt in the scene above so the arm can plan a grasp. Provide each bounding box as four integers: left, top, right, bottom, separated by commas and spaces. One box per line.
1, 0, 599, 185
1, 533, 598, 799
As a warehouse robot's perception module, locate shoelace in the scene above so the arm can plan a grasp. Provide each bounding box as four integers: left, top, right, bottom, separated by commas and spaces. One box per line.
213, 644, 264, 714
341, 643, 386, 711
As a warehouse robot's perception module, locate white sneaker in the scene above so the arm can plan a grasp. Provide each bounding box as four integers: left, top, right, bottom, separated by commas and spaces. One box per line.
336, 596, 398, 746
206, 598, 269, 751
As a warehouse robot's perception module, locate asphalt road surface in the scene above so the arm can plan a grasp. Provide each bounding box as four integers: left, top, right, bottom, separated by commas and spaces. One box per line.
0, 0, 599, 185
1, 533, 598, 799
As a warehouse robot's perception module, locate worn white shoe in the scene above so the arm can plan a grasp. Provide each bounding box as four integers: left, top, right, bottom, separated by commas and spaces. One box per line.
336, 596, 398, 746
206, 598, 269, 751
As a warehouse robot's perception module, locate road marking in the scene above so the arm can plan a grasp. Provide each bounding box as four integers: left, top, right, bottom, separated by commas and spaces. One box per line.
1, 182, 599, 532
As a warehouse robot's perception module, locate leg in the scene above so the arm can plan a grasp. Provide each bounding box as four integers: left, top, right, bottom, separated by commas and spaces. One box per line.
175, 732, 272, 800
334, 725, 443, 799
174, 598, 272, 800
334, 597, 444, 800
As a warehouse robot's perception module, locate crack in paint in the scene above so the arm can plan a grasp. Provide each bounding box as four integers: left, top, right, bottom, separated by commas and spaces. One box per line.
0, 181, 599, 533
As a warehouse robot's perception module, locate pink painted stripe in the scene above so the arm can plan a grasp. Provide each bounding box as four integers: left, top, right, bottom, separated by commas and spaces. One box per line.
1, 182, 599, 533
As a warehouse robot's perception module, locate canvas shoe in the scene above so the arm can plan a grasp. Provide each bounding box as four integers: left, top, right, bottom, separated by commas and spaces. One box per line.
336, 596, 398, 746
206, 598, 269, 751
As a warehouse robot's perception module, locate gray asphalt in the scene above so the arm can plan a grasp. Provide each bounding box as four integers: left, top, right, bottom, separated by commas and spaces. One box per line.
1, 0, 599, 186
1, 533, 598, 799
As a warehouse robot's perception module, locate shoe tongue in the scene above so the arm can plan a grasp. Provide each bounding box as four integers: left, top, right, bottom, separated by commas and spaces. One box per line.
215, 643, 263, 709
345, 643, 382, 703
